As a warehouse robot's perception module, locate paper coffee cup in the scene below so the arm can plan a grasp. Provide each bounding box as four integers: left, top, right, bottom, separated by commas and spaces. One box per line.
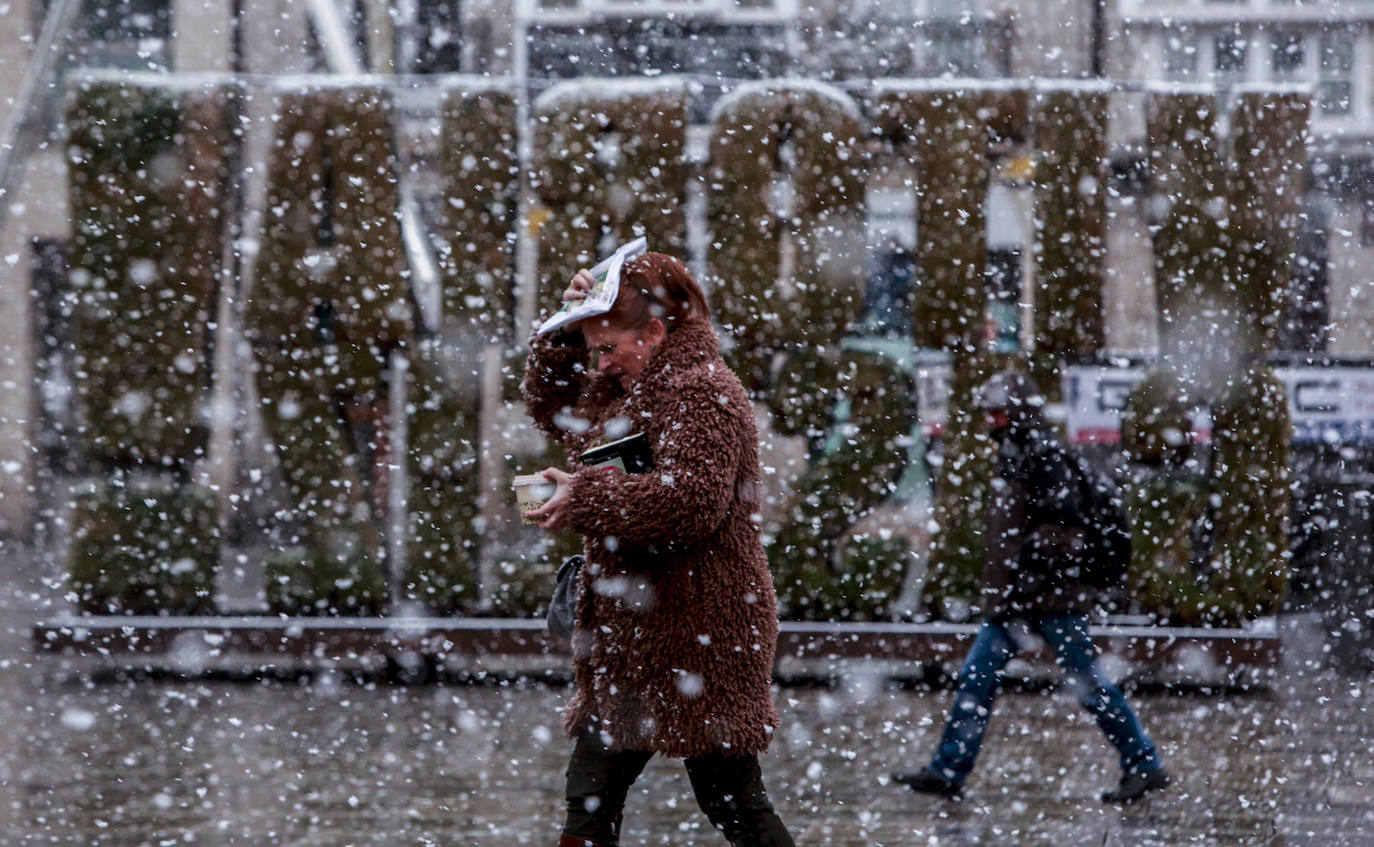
513, 473, 556, 525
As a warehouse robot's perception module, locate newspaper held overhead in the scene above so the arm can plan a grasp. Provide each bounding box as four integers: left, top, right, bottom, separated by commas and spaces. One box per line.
536, 236, 648, 336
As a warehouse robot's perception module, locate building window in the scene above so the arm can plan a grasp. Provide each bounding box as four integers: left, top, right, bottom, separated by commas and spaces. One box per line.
1213, 28, 1248, 82
413, 0, 463, 74
928, 29, 980, 76
1318, 29, 1354, 117
1164, 31, 1199, 81
73, 0, 172, 70
526, 18, 788, 118
1270, 30, 1305, 81
921, 20, 987, 77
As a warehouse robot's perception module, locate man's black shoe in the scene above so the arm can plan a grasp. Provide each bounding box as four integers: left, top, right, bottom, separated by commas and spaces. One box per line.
1102, 767, 1169, 802
893, 766, 963, 799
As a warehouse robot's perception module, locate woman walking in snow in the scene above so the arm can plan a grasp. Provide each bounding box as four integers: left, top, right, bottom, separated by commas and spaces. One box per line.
521, 250, 795, 847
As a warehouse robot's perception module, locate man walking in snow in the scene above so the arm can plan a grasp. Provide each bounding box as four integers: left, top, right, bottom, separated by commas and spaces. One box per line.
893, 370, 1169, 803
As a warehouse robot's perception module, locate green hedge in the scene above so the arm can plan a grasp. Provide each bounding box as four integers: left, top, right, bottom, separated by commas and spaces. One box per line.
873, 85, 1026, 353
872, 85, 1024, 619
403, 339, 479, 613
532, 80, 689, 311
389, 81, 522, 613
246, 83, 411, 612
706, 86, 786, 392
1147, 91, 1228, 364
58, 79, 1312, 624
1125, 468, 1209, 622
66, 77, 231, 468
64, 79, 232, 614
1032, 85, 1109, 358
1148, 89, 1307, 366
771, 347, 917, 619
246, 83, 410, 390
264, 538, 385, 616
1125, 90, 1308, 625
1122, 367, 1195, 468
765, 348, 843, 439
1207, 367, 1291, 622
707, 81, 867, 422
906, 87, 998, 352
1228, 91, 1309, 357
436, 81, 520, 345
921, 351, 1014, 620
1124, 367, 1290, 625
68, 484, 219, 615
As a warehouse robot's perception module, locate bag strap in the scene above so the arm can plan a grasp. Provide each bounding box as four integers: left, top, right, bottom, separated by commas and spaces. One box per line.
557, 554, 584, 581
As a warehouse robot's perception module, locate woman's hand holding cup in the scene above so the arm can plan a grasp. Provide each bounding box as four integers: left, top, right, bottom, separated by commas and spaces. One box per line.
523, 468, 574, 531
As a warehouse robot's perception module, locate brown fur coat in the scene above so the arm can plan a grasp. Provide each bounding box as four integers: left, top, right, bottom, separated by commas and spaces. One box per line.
522, 317, 780, 758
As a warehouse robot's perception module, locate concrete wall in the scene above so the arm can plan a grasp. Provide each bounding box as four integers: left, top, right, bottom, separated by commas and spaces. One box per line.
1328, 201, 1374, 357
0, 0, 34, 142
991, 0, 1096, 77
464, 0, 516, 75
1103, 191, 1159, 355
0, 3, 41, 536
0, 151, 66, 535
173, 0, 234, 72
237, 0, 314, 75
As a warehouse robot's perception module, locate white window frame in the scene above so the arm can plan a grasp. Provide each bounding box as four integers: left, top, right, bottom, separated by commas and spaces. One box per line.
1317, 27, 1357, 119
516, 0, 797, 22
1159, 24, 1260, 86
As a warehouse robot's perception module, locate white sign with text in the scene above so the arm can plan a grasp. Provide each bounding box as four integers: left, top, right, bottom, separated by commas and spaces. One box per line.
1061, 364, 1374, 446
911, 361, 1374, 445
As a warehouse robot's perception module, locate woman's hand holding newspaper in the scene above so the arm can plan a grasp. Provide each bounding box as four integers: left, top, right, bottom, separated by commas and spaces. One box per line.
563, 269, 596, 303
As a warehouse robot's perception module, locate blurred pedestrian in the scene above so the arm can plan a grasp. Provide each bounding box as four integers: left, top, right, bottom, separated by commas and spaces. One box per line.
893, 369, 1169, 803
521, 251, 795, 846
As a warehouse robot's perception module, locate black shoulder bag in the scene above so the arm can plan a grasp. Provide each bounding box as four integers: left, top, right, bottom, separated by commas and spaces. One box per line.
547, 432, 653, 638
547, 554, 583, 640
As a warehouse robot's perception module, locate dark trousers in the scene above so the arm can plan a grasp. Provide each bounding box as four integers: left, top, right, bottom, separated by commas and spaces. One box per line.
563, 724, 795, 846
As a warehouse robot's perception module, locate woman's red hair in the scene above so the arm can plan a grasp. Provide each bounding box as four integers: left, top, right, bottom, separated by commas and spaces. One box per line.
603, 252, 710, 334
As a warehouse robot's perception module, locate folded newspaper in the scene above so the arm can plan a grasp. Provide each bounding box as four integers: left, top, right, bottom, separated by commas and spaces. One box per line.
536, 236, 648, 336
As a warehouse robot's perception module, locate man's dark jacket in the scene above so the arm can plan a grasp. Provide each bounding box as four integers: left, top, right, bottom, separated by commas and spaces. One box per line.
980, 422, 1093, 620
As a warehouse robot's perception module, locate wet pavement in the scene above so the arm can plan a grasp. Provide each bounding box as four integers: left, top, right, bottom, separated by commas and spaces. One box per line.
4, 542, 1374, 846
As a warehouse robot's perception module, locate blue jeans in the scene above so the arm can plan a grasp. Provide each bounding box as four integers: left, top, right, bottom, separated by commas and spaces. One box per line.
929, 615, 1162, 785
